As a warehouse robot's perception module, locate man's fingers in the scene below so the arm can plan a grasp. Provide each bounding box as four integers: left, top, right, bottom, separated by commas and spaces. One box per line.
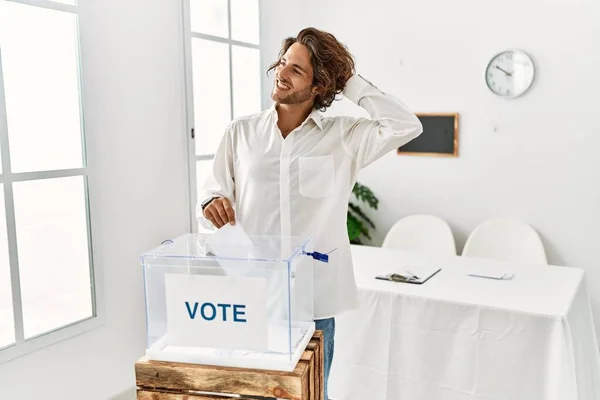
222, 200, 236, 225
203, 197, 235, 228
206, 207, 225, 228
205, 209, 219, 228
215, 202, 231, 226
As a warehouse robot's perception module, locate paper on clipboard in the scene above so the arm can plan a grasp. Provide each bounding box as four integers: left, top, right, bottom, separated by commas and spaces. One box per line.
375, 266, 441, 285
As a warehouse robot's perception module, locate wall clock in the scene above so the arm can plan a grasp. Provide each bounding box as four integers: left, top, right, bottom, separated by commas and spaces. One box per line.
485, 49, 535, 98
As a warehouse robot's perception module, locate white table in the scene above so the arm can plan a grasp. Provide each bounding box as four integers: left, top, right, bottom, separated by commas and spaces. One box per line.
329, 245, 600, 400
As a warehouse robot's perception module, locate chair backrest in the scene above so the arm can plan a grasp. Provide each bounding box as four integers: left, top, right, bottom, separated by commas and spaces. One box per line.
382, 215, 456, 257
462, 218, 547, 265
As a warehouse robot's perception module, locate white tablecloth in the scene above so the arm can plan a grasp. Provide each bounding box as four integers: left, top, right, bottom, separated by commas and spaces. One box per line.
329, 245, 600, 400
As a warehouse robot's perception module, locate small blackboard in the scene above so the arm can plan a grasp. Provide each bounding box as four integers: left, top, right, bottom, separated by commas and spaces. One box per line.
398, 113, 459, 157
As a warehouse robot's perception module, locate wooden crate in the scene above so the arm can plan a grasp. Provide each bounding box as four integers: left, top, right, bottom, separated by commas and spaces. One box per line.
136, 330, 324, 400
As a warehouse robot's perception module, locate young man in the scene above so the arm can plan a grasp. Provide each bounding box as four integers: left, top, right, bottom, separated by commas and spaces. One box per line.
198, 27, 422, 399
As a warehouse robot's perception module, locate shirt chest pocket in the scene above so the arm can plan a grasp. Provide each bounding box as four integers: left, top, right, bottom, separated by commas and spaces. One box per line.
298, 155, 335, 198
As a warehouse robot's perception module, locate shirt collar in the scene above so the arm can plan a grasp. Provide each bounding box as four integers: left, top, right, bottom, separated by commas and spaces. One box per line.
269, 103, 324, 131
307, 107, 324, 130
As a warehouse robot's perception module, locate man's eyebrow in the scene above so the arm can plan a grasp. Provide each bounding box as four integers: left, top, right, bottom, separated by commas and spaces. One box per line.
293, 64, 307, 74
281, 57, 307, 74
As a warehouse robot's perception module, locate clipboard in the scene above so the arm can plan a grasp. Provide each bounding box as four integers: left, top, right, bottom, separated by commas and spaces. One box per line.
375, 268, 441, 285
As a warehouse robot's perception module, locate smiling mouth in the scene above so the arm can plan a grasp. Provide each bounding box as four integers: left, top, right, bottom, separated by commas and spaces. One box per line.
276, 79, 291, 91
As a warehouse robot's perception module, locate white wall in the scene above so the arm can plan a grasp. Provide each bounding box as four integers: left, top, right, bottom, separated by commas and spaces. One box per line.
260, 0, 600, 331
259, 0, 307, 110
0, 0, 190, 399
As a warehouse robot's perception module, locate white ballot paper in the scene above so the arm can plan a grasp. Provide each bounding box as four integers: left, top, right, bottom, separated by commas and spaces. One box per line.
205, 223, 290, 321
206, 222, 254, 254
205, 222, 255, 277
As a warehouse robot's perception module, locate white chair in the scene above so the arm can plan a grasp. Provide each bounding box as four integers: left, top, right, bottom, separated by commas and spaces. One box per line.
382, 215, 457, 257
462, 218, 547, 265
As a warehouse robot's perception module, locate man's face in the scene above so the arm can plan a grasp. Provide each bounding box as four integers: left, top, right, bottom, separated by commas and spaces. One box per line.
271, 43, 315, 105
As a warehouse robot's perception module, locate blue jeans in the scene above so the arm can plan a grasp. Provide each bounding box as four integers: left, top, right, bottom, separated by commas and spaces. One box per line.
315, 317, 335, 400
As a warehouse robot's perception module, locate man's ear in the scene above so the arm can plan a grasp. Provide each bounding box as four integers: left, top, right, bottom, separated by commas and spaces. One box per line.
312, 86, 321, 96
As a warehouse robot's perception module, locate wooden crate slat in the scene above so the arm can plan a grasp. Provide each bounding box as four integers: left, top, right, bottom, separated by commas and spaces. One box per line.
137, 389, 254, 400
308, 331, 324, 400
136, 330, 324, 400
136, 358, 308, 399
307, 350, 316, 400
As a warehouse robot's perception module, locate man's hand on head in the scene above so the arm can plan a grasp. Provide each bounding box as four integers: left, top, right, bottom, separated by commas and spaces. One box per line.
203, 197, 236, 228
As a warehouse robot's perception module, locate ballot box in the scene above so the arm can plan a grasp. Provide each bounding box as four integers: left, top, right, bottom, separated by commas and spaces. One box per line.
140, 231, 320, 372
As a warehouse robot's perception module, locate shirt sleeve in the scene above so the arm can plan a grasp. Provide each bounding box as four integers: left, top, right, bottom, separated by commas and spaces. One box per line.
340, 74, 423, 169
196, 123, 236, 229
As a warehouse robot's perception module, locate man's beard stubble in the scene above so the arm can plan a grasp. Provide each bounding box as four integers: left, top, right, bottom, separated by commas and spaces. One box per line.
272, 85, 313, 105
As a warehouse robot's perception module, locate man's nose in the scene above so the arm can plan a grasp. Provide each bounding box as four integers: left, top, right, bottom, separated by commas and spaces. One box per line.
278, 66, 292, 81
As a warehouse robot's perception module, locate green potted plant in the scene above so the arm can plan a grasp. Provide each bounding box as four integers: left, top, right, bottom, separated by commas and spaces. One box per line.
347, 182, 379, 245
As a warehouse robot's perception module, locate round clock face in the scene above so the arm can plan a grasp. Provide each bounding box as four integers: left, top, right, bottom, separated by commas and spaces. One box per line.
485, 50, 535, 98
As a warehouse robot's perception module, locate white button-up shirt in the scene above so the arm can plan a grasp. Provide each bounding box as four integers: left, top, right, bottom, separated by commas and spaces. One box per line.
198, 75, 422, 319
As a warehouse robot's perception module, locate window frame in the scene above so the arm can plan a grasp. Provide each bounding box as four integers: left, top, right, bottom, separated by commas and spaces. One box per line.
0, 0, 104, 363
181, 0, 263, 232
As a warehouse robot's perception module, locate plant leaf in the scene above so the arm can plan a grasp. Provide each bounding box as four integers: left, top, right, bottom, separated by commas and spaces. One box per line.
346, 212, 364, 242
348, 203, 376, 229
352, 182, 379, 210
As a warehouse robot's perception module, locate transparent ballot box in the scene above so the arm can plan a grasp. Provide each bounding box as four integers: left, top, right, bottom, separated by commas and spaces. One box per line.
140, 233, 316, 371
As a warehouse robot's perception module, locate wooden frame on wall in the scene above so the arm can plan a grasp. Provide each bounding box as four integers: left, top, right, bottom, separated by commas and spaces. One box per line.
397, 113, 459, 157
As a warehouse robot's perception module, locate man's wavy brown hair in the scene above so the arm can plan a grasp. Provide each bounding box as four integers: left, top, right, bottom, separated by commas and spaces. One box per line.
267, 27, 355, 112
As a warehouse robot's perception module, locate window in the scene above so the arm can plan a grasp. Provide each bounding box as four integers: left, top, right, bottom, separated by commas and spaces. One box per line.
0, 0, 99, 362
183, 0, 262, 231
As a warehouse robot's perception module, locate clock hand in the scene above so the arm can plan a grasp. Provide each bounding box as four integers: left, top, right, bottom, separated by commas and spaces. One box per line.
495, 65, 513, 77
